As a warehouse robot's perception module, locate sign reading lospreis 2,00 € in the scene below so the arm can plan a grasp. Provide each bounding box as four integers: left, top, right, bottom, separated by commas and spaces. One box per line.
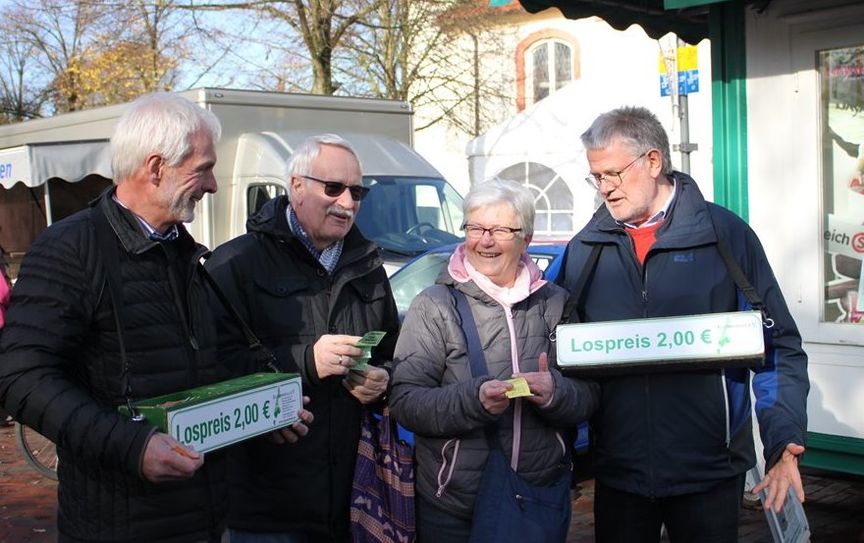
556, 311, 766, 375
119, 373, 302, 453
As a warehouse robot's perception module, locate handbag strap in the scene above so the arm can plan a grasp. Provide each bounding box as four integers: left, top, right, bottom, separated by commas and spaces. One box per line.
91, 204, 143, 421
715, 238, 774, 328
451, 287, 488, 379
198, 264, 279, 373
450, 287, 503, 450
560, 244, 602, 325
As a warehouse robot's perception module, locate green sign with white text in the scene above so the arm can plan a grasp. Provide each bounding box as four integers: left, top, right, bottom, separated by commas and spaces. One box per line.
120, 373, 302, 453
556, 311, 765, 374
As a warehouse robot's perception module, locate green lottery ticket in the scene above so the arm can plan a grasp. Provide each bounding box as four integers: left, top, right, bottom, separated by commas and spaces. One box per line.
356, 331, 386, 348
350, 331, 386, 371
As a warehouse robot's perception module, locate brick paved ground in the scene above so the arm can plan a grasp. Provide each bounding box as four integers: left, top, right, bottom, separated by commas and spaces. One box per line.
567, 471, 864, 543
2, 421, 863, 542
0, 423, 57, 543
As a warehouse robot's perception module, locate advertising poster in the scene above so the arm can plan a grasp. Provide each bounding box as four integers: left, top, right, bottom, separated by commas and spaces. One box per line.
821, 45, 864, 323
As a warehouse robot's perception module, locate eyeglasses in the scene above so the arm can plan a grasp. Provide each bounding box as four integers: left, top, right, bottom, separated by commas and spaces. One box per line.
300, 175, 370, 201
584, 151, 649, 190
461, 223, 522, 241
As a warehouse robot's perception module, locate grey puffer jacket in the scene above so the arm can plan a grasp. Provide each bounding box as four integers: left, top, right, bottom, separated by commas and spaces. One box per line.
390, 262, 599, 520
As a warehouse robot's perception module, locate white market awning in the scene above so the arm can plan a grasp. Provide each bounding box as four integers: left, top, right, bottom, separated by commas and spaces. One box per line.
0, 140, 112, 190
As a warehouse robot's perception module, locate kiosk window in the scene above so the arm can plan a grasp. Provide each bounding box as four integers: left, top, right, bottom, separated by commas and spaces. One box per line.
820, 44, 864, 323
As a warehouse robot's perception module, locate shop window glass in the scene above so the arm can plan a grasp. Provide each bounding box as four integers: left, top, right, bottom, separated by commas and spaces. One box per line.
819, 44, 864, 323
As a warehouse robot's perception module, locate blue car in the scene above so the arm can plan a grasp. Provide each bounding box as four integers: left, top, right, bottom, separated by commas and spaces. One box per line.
389, 241, 568, 321
387, 240, 589, 455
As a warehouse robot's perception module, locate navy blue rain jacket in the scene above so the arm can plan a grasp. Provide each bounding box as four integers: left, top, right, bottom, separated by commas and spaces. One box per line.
557, 172, 809, 498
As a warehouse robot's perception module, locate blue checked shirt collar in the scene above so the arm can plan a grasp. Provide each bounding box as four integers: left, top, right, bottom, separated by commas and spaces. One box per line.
112, 194, 179, 241
287, 206, 343, 274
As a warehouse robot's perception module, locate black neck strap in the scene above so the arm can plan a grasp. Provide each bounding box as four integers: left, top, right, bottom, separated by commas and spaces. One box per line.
714, 238, 773, 328
198, 264, 279, 372
559, 238, 773, 329
92, 204, 142, 420
561, 244, 603, 325
91, 203, 279, 420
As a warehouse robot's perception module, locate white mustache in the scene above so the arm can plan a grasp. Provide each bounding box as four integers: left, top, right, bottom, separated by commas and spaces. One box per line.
327, 206, 354, 219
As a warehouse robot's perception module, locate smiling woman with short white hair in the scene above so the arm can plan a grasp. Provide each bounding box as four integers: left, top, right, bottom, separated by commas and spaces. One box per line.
389, 178, 599, 543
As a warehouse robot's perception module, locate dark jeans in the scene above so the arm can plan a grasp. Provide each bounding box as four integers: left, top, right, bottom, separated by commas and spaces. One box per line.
416, 494, 472, 543
227, 530, 308, 543
594, 474, 745, 543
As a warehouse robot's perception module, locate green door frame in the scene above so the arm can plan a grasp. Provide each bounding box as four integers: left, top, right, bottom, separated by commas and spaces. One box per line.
708, 0, 748, 220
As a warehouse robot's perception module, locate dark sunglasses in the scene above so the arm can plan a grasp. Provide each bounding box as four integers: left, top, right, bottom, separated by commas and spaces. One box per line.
300, 175, 370, 201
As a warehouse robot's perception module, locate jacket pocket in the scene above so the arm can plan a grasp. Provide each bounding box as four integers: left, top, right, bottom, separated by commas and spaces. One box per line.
251, 278, 312, 342
348, 275, 389, 304
255, 277, 310, 298
435, 438, 461, 498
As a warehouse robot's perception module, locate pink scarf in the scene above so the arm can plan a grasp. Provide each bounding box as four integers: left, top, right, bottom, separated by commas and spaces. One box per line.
447, 244, 546, 307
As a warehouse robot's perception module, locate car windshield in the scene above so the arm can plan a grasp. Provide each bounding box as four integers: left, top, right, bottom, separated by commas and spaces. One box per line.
390, 244, 565, 317
354, 176, 464, 257
391, 251, 451, 315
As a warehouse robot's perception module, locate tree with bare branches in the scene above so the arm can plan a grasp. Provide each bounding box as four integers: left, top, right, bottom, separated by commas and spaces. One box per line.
184, 0, 384, 94
0, 17, 49, 123
340, 0, 514, 136
2, 0, 107, 113
0, 0, 216, 115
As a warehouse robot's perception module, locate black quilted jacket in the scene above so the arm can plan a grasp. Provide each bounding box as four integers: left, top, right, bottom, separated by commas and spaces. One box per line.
205, 195, 400, 540
0, 189, 230, 542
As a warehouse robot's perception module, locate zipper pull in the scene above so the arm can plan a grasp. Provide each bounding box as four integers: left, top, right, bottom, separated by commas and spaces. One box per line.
516, 494, 525, 510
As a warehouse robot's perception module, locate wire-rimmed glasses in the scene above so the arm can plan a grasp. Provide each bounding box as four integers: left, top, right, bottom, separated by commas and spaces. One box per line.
584, 150, 650, 190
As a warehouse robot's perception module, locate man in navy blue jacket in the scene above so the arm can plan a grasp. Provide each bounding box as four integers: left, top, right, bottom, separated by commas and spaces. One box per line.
557, 106, 809, 542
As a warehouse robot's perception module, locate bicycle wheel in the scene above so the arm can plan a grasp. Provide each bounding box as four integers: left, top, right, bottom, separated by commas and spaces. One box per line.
15, 423, 59, 480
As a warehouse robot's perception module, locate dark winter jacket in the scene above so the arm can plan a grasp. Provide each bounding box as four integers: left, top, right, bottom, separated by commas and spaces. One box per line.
390, 251, 599, 520
205, 195, 400, 540
0, 189, 229, 542
556, 172, 809, 498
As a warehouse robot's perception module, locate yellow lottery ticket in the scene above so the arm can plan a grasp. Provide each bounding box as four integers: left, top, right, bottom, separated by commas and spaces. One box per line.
504, 377, 533, 399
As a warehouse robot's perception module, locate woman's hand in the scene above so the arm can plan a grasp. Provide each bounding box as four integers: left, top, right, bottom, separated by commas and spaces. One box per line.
513, 352, 555, 407
479, 380, 512, 415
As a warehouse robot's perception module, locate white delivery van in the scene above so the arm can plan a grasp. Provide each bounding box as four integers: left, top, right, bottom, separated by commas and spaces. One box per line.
0, 88, 465, 276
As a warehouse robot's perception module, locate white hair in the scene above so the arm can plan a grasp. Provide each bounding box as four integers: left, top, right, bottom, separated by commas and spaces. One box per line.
111, 92, 222, 183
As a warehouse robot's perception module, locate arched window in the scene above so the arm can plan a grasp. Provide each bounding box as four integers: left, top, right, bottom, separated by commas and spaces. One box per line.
529, 41, 572, 103
516, 30, 579, 111
496, 162, 577, 236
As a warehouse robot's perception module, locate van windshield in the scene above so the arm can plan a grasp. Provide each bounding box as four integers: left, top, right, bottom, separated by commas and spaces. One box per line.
355, 176, 464, 257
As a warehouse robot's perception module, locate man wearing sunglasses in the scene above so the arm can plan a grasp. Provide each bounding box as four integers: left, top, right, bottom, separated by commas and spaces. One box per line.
206, 133, 399, 542
557, 106, 809, 542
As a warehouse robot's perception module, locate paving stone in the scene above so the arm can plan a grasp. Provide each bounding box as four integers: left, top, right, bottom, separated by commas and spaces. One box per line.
2, 423, 863, 542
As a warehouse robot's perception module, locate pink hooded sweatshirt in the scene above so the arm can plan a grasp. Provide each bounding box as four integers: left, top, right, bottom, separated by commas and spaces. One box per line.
0, 271, 10, 328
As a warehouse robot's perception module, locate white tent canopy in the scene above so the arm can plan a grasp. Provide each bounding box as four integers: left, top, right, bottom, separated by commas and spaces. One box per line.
466, 81, 680, 236
465, 74, 714, 237
0, 140, 112, 190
